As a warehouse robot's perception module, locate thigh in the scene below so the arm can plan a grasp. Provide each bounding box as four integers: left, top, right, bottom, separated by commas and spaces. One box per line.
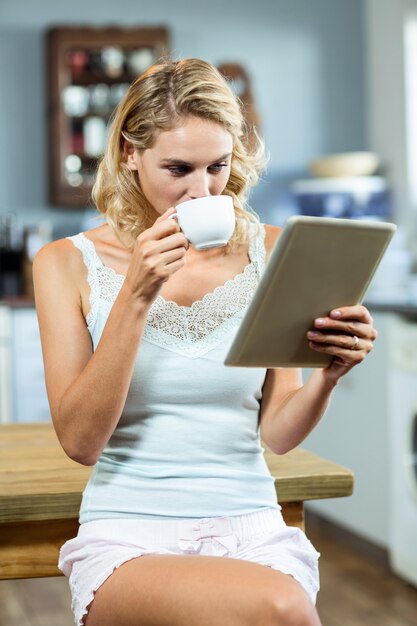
84, 553, 319, 626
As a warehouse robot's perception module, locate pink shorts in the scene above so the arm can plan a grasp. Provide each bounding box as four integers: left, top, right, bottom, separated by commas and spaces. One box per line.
58, 507, 320, 626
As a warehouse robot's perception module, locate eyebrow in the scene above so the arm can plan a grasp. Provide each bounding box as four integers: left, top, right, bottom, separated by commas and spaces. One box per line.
159, 153, 232, 166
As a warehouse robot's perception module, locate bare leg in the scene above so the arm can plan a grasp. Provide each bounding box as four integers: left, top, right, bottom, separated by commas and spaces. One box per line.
84, 554, 321, 626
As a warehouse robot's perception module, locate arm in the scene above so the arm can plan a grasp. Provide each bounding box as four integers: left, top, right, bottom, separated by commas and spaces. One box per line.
33, 210, 187, 466
259, 225, 377, 455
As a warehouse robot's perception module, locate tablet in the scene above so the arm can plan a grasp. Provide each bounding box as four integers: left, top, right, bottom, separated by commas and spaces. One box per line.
224, 215, 396, 368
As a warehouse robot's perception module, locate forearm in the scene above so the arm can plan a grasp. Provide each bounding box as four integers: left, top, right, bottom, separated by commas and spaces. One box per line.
57, 285, 150, 465
260, 369, 338, 455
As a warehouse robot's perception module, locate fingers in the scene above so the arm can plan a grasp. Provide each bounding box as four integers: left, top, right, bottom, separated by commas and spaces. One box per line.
311, 320, 377, 343
329, 305, 373, 325
134, 232, 188, 274
137, 209, 189, 252
143, 247, 189, 284
312, 306, 377, 341
307, 331, 371, 365
308, 341, 366, 367
307, 330, 366, 350
141, 231, 189, 257
154, 207, 177, 223
125, 209, 189, 302
149, 209, 183, 241
306, 305, 377, 367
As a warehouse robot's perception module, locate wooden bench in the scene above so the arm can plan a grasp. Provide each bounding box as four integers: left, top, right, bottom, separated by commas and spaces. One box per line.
0, 423, 354, 580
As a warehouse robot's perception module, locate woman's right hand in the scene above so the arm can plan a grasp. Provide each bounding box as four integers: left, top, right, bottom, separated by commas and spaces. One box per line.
124, 208, 189, 305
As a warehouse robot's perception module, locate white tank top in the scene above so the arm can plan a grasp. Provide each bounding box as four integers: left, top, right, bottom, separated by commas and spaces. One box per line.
68, 224, 280, 522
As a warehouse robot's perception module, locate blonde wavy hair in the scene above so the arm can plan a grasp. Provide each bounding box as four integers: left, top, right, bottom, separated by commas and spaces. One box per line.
92, 58, 267, 250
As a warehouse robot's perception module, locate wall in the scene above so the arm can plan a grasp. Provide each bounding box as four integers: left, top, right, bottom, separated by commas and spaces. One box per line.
365, 0, 417, 240
0, 0, 366, 234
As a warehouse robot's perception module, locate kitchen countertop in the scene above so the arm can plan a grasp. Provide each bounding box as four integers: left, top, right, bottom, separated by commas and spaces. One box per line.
0, 296, 36, 308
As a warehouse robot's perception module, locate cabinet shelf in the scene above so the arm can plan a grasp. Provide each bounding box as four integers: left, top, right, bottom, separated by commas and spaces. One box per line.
46, 25, 170, 208
67, 153, 99, 162
69, 71, 137, 86
64, 113, 111, 121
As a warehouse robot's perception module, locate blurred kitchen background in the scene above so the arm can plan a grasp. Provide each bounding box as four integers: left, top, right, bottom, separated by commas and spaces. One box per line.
1, 0, 417, 623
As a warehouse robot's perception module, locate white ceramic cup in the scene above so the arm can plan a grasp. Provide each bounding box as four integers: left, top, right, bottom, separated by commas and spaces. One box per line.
171, 196, 235, 250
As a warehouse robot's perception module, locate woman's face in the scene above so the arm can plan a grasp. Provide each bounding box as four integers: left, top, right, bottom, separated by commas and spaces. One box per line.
125, 116, 233, 216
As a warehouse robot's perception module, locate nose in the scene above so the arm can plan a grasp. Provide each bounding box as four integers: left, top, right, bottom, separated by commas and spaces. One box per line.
188, 171, 210, 199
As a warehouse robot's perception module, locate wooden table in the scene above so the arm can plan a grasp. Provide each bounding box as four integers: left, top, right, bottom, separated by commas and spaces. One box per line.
0, 423, 354, 580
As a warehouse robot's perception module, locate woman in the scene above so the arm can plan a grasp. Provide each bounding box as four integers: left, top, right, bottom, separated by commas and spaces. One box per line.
33, 58, 376, 626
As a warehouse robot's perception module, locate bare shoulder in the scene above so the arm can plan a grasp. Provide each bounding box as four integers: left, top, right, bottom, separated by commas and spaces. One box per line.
263, 223, 282, 261
34, 237, 77, 267
32, 237, 90, 316
33, 238, 84, 289
33, 223, 108, 272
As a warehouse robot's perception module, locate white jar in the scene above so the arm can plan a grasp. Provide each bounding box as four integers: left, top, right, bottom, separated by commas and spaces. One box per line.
83, 116, 107, 157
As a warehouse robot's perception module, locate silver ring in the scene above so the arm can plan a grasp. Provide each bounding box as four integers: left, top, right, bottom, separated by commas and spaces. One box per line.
351, 335, 359, 350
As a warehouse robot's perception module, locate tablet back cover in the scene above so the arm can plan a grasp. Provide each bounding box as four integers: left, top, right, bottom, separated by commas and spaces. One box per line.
224, 216, 396, 368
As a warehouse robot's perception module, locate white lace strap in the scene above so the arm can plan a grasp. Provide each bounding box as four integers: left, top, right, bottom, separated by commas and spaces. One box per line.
67, 233, 101, 331
248, 222, 266, 275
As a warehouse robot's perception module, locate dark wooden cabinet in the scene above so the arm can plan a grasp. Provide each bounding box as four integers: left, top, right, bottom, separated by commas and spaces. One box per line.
46, 26, 169, 208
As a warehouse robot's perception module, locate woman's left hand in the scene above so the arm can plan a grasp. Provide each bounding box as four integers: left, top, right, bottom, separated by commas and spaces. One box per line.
306, 305, 378, 382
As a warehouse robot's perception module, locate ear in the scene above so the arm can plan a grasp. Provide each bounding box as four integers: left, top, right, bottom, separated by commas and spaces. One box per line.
123, 140, 139, 171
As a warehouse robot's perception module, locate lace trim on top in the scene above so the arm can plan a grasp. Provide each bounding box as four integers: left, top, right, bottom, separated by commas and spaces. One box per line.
68, 224, 266, 358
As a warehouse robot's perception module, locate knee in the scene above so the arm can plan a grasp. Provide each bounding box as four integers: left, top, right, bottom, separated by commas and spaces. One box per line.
263, 583, 320, 626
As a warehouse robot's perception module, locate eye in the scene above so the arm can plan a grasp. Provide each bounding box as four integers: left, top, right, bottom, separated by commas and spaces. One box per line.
209, 163, 228, 173
167, 165, 190, 176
